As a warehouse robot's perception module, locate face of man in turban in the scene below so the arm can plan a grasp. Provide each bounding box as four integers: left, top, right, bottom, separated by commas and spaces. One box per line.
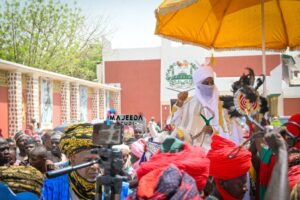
196, 77, 215, 98
220, 174, 248, 199
202, 77, 214, 86
70, 149, 100, 182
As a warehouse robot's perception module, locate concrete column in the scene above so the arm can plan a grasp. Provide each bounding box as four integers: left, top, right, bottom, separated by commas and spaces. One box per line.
99, 89, 105, 120
111, 91, 121, 114
26, 75, 40, 126
70, 83, 80, 121
7, 72, 23, 137
92, 89, 100, 120
61, 81, 70, 123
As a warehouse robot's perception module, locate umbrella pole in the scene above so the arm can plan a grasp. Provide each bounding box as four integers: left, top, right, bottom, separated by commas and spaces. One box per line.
261, 0, 267, 97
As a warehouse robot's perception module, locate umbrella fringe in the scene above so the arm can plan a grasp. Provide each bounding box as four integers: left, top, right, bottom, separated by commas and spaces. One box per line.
155, 0, 198, 16
156, 33, 293, 53
155, 33, 211, 50
290, 46, 300, 51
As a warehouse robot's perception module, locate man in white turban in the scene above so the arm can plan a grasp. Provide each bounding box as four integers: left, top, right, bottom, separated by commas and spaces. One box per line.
170, 65, 233, 151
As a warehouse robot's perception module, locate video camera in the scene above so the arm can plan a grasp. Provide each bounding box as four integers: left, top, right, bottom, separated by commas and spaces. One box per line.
92, 122, 127, 200
91, 122, 124, 176
46, 122, 127, 200
92, 122, 123, 146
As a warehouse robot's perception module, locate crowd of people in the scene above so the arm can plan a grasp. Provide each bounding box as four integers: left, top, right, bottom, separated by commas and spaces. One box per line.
0, 65, 300, 200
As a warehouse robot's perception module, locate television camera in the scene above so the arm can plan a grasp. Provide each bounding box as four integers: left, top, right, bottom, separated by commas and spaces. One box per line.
46, 122, 126, 200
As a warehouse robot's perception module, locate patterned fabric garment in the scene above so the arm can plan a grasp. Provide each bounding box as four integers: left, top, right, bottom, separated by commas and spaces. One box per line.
59, 123, 94, 157
68, 171, 96, 200
129, 164, 202, 200
0, 166, 44, 196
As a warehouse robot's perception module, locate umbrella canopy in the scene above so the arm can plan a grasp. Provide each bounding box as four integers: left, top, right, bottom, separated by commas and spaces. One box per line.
155, 0, 300, 51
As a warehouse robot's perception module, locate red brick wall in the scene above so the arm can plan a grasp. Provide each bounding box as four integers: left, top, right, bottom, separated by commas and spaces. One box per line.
211, 55, 281, 77
284, 98, 300, 116
105, 60, 161, 123
0, 86, 8, 137
53, 93, 61, 127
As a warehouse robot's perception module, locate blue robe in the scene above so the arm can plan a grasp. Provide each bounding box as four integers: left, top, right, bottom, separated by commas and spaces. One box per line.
41, 175, 131, 200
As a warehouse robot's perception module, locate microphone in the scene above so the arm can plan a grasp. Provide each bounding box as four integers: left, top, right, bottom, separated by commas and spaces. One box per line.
46, 159, 99, 178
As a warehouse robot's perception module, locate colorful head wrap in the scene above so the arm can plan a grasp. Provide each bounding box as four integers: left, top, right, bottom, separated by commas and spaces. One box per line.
131, 139, 146, 158
207, 135, 252, 180
14, 131, 26, 142
0, 166, 44, 196
59, 123, 93, 157
288, 165, 300, 190
287, 114, 300, 148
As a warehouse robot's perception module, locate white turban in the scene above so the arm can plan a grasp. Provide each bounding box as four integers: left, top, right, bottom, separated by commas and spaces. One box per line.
193, 65, 220, 129
113, 144, 130, 155
192, 66, 214, 85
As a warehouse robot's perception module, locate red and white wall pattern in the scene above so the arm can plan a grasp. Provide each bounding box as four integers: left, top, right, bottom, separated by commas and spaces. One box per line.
70, 83, 80, 121
110, 91, 121, 115
92, 89, 100, 120
26, 75, 40, 126
7, 72, 23, 137
1, 71, 120, 137
99, 89, 105, 120
61, 81, 70, 123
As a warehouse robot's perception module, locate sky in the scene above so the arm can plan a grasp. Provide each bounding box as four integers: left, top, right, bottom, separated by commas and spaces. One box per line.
0, 0, 162, 48
56, 0, 300, 56
1, 0, 299, 55
65, 0, 163, 49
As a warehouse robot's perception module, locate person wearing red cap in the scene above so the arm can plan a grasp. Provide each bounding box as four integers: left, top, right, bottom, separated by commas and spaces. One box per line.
285, 113, 300, 148
206, 134, 251, 200
250, 114, 299, 200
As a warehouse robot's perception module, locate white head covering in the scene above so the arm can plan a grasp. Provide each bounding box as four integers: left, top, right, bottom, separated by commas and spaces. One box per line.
192, 65, 220, 127
112, 144, 130, 155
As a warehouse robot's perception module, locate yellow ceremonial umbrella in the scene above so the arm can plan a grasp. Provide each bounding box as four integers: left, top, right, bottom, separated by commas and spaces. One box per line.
155, 0, 300, 95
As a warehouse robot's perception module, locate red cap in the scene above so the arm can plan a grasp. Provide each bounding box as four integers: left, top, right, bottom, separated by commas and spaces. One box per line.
207, 135, 252, 180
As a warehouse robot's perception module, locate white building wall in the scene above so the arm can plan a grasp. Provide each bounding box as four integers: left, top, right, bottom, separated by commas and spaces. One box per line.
103, 38, 300, 115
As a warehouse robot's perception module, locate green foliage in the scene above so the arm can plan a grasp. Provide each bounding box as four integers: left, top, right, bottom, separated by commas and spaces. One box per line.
0, 0, 105, 80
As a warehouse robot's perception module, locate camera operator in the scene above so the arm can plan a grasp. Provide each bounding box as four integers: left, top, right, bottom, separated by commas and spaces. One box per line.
41, 123, 100, 200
